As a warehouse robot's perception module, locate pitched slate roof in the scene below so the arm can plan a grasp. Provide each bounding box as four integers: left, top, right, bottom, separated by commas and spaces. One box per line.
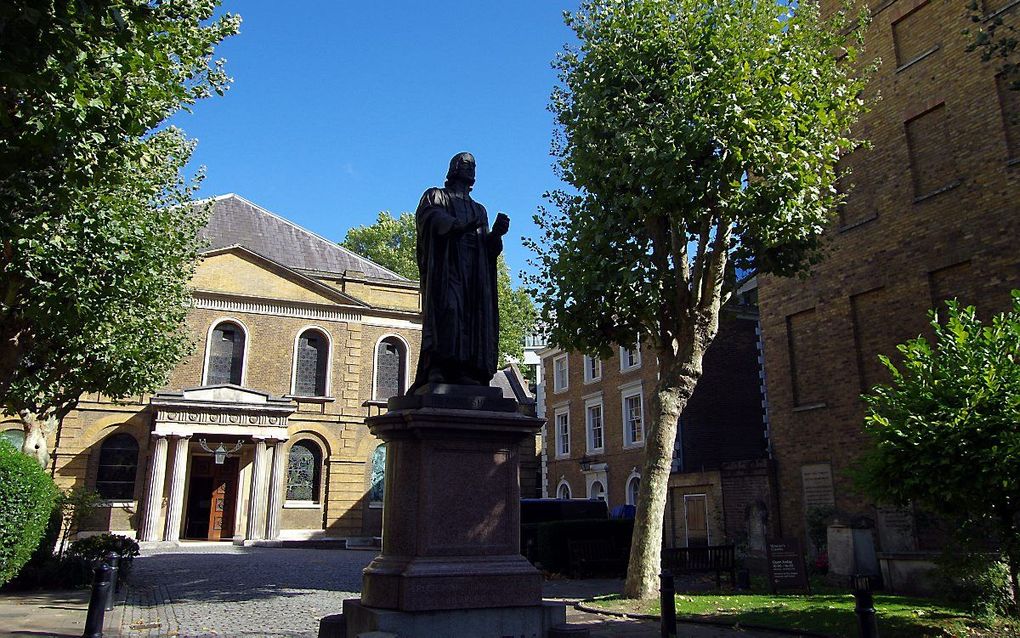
198, 194, 407, 281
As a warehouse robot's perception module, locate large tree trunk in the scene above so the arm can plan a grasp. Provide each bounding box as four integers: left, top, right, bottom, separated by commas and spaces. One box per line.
19, 411, 57, 469
623, 355, 702, 599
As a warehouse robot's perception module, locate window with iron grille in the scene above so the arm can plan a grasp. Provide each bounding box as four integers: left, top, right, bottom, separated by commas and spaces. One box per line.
286, 441, 321, 502
96, 434, 139, 500
294, 330, 329, 396
374, 337, 406, 400
368, 444, 386, 504
208, 322, 245, 385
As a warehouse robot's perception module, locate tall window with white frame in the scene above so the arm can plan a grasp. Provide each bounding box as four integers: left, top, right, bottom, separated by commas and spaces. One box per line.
589, 480, 606, 501
553, 354, 568, 392
622, 390, 644, 447
620, 343, 641, 370
294, 329, 329, 397
554, 408, 570, 458
586, 401, 604, 453
583, 355, 601, 383
557, 482, 571, 499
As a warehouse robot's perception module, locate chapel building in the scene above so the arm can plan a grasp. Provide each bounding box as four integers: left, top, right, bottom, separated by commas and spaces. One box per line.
1, 194, 423, 544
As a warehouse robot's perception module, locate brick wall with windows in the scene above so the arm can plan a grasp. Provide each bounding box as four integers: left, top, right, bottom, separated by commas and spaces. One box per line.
758, 0, 1020, 546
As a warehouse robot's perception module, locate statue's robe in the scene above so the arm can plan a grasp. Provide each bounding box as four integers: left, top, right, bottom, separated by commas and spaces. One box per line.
410, 187, 502, 391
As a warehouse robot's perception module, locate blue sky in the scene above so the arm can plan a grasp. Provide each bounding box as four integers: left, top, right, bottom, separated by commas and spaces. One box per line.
172, 1, 580, 283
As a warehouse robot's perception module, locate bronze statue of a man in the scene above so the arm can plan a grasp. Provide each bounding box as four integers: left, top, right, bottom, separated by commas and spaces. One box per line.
409, 152, 509, 392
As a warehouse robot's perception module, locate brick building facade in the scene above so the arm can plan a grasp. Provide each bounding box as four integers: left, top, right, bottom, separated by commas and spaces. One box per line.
540, 282, 773, 549
0, 195, 425, 543
757, 0, 1020, 554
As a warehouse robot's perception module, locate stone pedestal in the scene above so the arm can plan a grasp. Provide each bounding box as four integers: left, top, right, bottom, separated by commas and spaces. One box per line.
327, 385, 568, 637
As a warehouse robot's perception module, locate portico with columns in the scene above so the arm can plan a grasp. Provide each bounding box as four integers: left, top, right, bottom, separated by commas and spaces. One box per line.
138, 385, 296, 545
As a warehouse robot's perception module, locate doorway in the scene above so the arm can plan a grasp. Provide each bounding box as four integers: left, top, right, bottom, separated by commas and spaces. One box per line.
184, 455, 239, 540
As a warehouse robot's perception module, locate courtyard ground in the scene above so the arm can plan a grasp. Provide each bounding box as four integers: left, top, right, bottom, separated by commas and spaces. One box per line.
0, 544, 808, 637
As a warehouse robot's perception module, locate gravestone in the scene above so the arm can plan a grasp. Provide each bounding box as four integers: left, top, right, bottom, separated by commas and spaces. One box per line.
800, 463, 835, 511
876, 506, 918, 553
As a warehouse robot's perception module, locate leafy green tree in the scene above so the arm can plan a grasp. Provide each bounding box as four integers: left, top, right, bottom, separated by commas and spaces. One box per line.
529, 0, 873, 598
0, 438, 58, 587
342, 211, 536, 366
0, 1, 239, 466
858, 293, 1020, 614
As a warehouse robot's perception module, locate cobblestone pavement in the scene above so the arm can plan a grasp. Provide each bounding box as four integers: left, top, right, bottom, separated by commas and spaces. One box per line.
111, 545, 793, 638
111, 543, 374, 638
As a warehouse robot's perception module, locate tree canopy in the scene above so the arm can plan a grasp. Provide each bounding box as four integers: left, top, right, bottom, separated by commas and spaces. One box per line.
858, 293, 1020, 611
0, 1, 240, 464
528, 0, 873, 598
342, 211, 536, 366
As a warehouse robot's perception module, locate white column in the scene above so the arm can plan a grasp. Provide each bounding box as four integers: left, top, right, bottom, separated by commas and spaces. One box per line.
246, 438, 268, 540
138, 435, 168, 542
163, 435, 191, 542
264, 440, 288, 540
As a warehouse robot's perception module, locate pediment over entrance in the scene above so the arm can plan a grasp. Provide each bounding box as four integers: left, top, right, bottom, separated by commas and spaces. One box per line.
180, 385, 272, 404
150, 385, 294, 439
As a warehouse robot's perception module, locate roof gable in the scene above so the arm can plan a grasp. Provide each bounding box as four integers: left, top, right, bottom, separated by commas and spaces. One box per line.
198, 194, 407, 281
194, 245, 368, 307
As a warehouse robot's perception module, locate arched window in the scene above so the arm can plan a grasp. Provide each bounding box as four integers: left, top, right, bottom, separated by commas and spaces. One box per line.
557, 482, 571, 500
294, 329, 329, 396
589, 480, 606, 501
286, 441, 321, 503
374, 337, 406, 400
368, 444, 386, 504
96, 434, 139, 500
207, 321, 246, 385
627, 476, 641, 506
1, 428, 25, 451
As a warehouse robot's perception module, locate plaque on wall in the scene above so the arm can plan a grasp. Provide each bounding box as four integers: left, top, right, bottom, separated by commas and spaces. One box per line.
766, 538, 810, 593
801, 463, 836, 511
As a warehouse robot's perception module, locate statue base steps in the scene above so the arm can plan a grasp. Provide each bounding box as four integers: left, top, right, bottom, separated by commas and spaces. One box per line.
319, 599, 569, 638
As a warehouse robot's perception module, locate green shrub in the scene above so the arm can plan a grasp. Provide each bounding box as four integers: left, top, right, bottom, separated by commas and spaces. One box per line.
529, 518, 634, 575
933, 552, 1015, 617
68, 533, 140, 567
0, 438, 59, 587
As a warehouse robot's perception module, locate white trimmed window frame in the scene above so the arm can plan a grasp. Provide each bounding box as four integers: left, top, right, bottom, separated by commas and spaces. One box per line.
620, 343, 642, 371
583, 355, 602, 384
553, 354, 569, 393
202, 317, 251, 387
289, 325, 333, 398
584, 395, 604, 454
588, 479, 606, 501
553, 405, 571, 459
621, 382, 645, 448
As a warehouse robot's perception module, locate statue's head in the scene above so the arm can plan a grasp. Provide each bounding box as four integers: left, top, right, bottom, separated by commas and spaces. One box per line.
445, 152, 476, 189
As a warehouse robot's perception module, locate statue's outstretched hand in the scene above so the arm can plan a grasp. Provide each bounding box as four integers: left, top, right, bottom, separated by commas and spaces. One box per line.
492, 212, 510, 237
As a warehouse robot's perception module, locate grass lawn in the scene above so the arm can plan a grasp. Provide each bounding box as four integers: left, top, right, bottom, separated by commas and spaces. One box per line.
586, 589, 1019, 637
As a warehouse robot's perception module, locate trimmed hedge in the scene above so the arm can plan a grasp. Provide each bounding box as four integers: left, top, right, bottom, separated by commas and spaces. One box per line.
528, 518, 634, 575
0, 438, 58, 587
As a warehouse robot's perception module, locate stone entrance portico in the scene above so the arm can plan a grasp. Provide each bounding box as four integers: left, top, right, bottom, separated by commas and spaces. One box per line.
139, 385, 296, 544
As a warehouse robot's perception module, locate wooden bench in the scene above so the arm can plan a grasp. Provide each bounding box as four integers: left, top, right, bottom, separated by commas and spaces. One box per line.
567, 538, 626, 577
662, 544, 736, 588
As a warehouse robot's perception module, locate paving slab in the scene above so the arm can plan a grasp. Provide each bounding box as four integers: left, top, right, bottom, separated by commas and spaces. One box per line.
0, 589, 90, 638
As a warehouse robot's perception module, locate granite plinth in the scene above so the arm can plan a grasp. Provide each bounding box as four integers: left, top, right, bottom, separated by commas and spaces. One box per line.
389, 383, 518, 412
324, 598, 568, 638
360, 400, 544, 612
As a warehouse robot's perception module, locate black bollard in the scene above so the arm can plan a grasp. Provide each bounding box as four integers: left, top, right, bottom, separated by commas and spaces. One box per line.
850, 574, 880, 638
83, 562, 112, 638
103, 553, 120, 612
660, 571, 677, 638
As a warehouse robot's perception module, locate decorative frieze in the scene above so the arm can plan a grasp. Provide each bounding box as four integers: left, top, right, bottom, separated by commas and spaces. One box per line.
154, 410, 286, 427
